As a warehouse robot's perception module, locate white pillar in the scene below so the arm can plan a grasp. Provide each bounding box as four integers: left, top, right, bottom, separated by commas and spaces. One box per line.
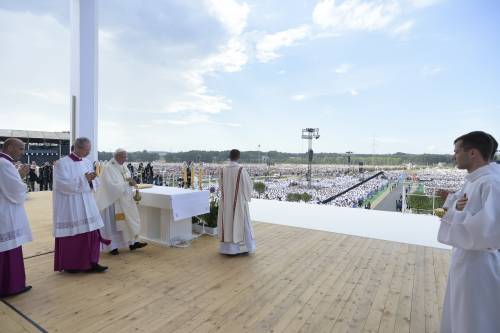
70, 0, 98, 161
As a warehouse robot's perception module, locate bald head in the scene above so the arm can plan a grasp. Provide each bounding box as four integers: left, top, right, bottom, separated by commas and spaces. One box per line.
2, 138, 25, 161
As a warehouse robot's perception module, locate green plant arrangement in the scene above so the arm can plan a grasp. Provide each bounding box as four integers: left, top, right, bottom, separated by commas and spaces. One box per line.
253, 181, 266, 198
194, 198, 219, 228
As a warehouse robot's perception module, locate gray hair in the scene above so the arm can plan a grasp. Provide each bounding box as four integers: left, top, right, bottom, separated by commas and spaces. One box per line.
74, 137, 91, 149
113, 148, 127, 157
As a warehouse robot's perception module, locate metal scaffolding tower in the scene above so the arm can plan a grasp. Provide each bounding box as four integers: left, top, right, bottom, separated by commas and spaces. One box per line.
301, 128, 320, 188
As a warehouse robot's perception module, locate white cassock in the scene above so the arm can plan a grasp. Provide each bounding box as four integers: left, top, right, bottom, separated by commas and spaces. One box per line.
490, 161, 500, 176
438, 165, 500, 333
53, 155, 103, 237
95, 158, 141, 251
0, 153, 32, 295
217, 161, 255, 254
0, 154, 32, 252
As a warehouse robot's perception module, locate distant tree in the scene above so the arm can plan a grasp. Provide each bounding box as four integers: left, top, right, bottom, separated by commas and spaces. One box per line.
301, 193, 312, 202
98, 151, 113, 161
98, 150, 454, 166
286, 193, 302, 202
253, 182, 266, 198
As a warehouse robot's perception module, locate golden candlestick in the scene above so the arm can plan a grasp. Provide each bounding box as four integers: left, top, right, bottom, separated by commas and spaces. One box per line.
198, 163, 203, 190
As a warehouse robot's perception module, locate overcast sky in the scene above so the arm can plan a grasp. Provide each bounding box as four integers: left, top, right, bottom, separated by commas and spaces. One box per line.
1, 0, 499, 153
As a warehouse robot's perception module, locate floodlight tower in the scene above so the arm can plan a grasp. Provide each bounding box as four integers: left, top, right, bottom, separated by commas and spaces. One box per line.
346, 151, 353, 168
301, 128, 320, 188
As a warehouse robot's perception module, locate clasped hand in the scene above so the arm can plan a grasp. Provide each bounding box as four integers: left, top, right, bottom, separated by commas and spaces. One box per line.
18, 164, 30, 178
85, 172, 97, 181
455, 194, 468, 211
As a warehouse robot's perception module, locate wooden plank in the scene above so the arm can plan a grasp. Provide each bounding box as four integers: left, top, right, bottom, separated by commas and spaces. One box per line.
327, 239, 390, 333
424, 247, 439, 333
394, 245, 416, 333
278, 236, 367, 333
0, 301, 41, 333
359, 242, 399, 333
296, 237, 378, 333
409, 246, 426, 333
377, 243, 407, 333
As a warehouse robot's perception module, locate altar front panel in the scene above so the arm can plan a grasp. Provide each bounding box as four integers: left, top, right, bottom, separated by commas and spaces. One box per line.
137, 186, 209, 246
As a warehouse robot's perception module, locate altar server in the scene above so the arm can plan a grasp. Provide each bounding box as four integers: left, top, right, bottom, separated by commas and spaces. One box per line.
217, 149, 255, 255
0, 138, 33, 296
53, 137, 109, 273
438, 131, 500, 333
96, 149, 147, 255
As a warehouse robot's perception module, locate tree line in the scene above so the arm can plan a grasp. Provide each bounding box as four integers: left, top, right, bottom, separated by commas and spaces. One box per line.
98, 150, 453, 166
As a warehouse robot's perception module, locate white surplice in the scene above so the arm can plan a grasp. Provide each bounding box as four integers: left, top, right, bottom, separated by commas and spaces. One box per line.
438, 165, 500, 333
52, 156, 103, 237
95, 158, 141, 250
217, 161, 255, 254
0, 154, 32, 252
490, 161, 500, 177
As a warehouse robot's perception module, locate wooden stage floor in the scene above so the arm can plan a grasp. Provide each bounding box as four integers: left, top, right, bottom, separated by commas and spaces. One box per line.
2, 192, 450, 333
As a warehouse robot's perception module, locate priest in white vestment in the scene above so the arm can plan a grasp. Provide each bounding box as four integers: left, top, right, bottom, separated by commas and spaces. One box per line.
53, 137, 110, 273
488, 133, 499, 176
438, 131, 500, 333
217, 149, 255, 255
0, 138, 33, 296
96, 149, 147, 255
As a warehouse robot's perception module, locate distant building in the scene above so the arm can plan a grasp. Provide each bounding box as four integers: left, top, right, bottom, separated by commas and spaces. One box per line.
0, 129, 70, 164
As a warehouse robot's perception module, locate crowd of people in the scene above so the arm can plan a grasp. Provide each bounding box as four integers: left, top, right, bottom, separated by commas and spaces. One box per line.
14, 160, 54, 192
109, 162, 469, 209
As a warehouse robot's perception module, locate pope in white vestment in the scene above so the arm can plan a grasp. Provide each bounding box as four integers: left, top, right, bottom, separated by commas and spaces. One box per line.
217, 150, 255, 255
95, 150, 147, 255
53, 138, 109, 273
0, 139, 33, 296
438, 132, 500, 333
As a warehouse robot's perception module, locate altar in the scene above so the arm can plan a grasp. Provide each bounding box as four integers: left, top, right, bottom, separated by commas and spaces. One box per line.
137, 186, 209, 246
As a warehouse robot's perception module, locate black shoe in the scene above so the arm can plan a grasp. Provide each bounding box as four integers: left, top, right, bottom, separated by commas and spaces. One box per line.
0, 285, 32, 297
109, 249, 119, 255
64, 269, 80, 274
89, 263, 108, 273
129, 242, 148, 251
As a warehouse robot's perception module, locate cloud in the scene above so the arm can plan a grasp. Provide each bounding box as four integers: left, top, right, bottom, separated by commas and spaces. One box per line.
165, 91, 232, 114
422, 65, 443, 76
291, 94, 306, 101
312, 0, 400, 31
203, 36, 249, 73
0, 5, 243, 149
406, 0, 444, 9
10, 89, 66, 106
153, 113, 240, 127
256, 25, 310, 62
334, 63, 352, 74
0, 9, 70, 131
350, 89, 359, 96
203, 0, 249, 36
393, 19, 415, 35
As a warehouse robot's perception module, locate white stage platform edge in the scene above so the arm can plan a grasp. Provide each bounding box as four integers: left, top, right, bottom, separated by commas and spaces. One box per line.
249, 199, 450, 249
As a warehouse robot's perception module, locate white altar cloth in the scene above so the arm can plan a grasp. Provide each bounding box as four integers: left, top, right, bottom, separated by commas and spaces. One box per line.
138, 186, 209, 246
